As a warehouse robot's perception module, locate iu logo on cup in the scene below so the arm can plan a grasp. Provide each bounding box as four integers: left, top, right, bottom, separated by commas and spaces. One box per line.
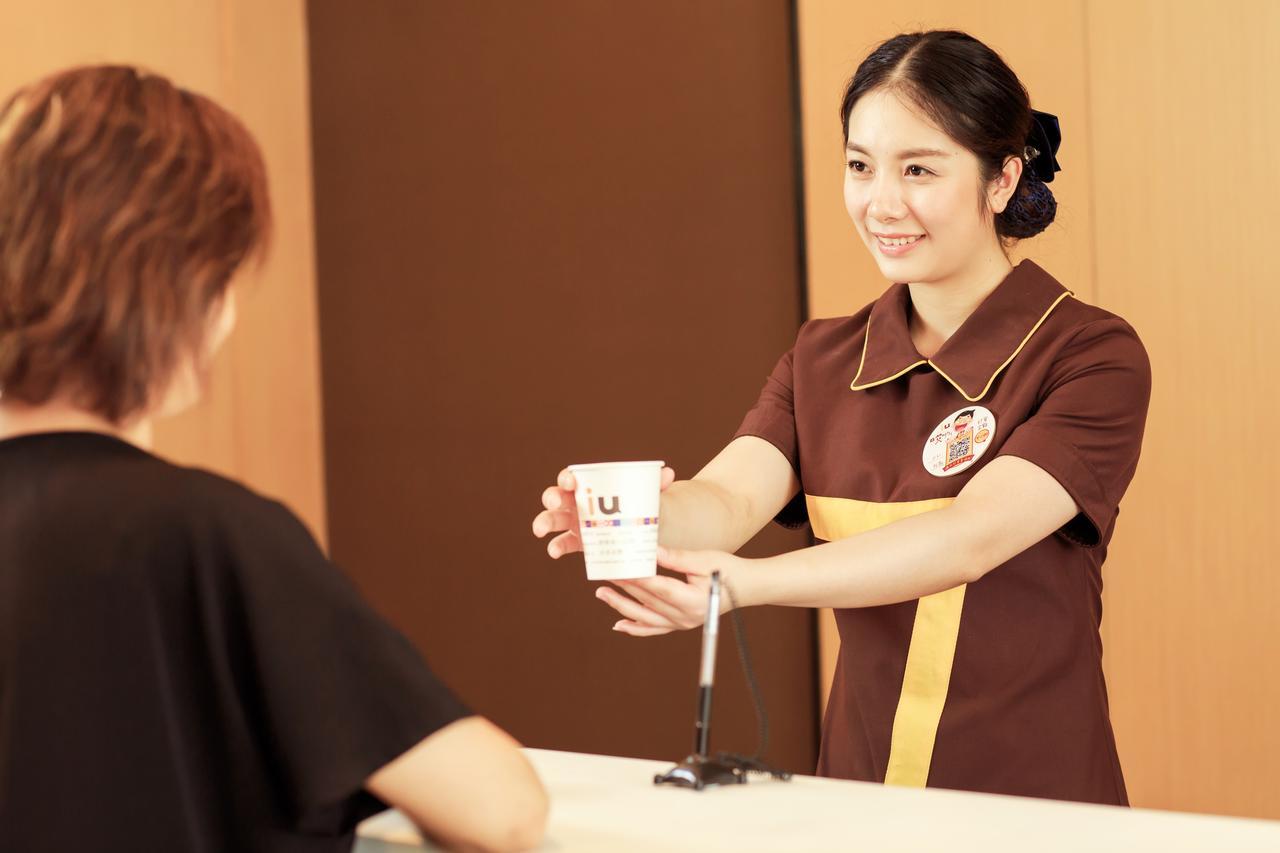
582, 489, 622, 518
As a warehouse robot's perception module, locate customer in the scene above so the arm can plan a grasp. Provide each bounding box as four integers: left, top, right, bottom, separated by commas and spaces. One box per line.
0, 65, 546, 852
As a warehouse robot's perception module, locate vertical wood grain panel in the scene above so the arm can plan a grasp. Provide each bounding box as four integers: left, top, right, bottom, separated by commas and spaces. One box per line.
1085, 0, 1280, 819
211, 0, 328, 545
307, 0, 817, 772
0, 1, 327, 543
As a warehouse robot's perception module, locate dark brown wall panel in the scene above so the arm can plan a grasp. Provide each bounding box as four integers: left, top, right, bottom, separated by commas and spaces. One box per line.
307, 0, 816, 771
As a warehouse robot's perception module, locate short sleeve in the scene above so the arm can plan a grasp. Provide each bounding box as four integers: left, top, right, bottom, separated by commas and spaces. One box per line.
733, 327, 808, 529
218, 497, 472, 833
995, 318, 1152, 547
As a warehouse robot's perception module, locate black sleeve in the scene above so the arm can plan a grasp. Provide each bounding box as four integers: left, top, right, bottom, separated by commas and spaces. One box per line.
219, 495, 472, 833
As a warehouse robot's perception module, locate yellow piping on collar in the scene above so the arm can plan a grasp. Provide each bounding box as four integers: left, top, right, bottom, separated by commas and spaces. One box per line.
848, 318, 926, 390
850, 290, 1074, 401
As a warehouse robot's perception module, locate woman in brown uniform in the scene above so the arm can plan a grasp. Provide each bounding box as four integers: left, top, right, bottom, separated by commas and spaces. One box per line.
534, 30, 1150, 805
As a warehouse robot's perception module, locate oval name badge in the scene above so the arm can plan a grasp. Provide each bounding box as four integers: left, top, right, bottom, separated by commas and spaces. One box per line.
922, 405, 996, 478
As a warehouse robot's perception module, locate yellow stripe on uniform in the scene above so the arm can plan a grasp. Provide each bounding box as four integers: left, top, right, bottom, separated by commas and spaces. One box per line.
806, 494, 966, 788
884, 583, 967, 786
807, 495, 954, 540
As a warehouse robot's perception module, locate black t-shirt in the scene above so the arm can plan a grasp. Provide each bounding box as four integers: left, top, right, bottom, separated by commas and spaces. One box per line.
0, 431, 472, 853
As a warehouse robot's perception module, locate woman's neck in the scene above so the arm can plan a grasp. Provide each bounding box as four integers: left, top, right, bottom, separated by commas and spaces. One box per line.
0, 398, 153, 448
907, 249, 1015, 359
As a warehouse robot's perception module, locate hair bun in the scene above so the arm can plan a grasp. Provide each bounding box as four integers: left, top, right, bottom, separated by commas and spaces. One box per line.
998, 175, 1056, 239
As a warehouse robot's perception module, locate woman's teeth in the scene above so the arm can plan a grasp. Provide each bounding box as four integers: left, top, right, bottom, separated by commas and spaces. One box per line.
877, 235, 923, 246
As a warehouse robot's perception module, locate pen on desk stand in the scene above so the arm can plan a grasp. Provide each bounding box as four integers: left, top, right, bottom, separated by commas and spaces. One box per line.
694, 570, 722, 757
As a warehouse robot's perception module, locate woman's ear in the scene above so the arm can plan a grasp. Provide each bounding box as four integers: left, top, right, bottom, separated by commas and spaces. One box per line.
987, 155, 1023, 215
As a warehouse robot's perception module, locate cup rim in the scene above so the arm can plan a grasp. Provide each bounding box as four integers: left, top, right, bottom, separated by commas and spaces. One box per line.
567, 460, 665, 472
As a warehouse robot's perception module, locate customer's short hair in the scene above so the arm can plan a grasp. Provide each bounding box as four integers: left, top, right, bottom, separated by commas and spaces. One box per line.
0, 65, 271, 423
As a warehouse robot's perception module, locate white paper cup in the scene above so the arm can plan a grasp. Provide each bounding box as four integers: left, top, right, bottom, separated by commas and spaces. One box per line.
568, 460, 663, 580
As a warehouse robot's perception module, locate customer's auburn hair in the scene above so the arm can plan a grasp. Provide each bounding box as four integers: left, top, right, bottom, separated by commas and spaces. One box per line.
0, 64, 271, 423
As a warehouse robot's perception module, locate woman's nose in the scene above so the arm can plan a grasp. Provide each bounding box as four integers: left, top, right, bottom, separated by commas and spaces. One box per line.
867, 176, 907, 221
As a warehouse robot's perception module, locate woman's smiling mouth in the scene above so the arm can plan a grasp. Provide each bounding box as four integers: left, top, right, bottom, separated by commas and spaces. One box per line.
873, 233, 926, 255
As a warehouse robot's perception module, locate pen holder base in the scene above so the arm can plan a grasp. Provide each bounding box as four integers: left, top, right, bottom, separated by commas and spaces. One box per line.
653, 754, 748, 791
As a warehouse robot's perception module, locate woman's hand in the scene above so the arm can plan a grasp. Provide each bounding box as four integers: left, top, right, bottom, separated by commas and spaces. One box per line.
531, 465, 676, 559
596, 546, 751, 637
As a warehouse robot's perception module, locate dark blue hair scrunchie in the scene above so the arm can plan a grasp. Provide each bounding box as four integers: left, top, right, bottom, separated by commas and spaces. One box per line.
1003, 175, 1057, 237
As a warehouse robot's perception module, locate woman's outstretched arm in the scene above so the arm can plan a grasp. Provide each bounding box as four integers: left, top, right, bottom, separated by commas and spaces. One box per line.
595, 453, 1076, 635
533, 435, 800, 557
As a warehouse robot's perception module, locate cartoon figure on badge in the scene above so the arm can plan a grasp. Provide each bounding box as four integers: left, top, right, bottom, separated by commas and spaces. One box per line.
945, 409, 976, 471
922, 405, 997, 477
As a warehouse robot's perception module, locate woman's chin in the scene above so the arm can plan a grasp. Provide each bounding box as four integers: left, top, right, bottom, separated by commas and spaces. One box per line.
871, 255, 926, 282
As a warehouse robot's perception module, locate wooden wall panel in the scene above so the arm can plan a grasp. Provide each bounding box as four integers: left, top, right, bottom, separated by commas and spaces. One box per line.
307, 0, 818, 773
1085, 0, 1280, 819
0, 1, 328, 543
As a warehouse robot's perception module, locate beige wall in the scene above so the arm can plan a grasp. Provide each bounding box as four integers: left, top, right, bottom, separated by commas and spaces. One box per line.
797, 0, 1279, 820
0, 1, 327, 543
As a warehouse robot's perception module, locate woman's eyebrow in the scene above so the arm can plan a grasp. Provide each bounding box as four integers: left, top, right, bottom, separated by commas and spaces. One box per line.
845, 142, 952, 159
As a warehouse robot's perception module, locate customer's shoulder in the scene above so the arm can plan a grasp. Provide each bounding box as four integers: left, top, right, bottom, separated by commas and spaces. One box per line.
127, 461, 324, 579
170, 463, 308, 536
96, 445, 305, 541
1, 434, 318, 583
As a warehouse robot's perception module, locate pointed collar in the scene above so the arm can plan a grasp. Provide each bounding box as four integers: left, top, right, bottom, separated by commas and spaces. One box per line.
849, 259, 1073, 402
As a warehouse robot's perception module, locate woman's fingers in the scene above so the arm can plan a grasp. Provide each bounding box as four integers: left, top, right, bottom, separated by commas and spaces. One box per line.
546, 530, 581, 559
531, 509, 575, 538
619, 576, 710, 625
655, 545, 716, 577
556, 468, 577, 491
595, 586, 677, 629
632, 574, 700, 601
613, 619, 673, 637
541, 485, 576, 513
659, 466, 676, 491
536, 478, 579, 545
614, 578, 698, 628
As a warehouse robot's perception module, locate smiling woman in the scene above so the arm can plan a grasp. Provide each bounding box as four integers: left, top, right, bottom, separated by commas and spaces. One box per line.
535, 29, 1149, 807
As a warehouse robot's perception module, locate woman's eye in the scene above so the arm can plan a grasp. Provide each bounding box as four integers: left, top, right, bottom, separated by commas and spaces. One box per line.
847, 160, 868, 173
906, 164, 932, 177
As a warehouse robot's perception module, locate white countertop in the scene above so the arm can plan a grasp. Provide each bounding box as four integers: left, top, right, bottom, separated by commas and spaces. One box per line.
355, 747, 1280, 852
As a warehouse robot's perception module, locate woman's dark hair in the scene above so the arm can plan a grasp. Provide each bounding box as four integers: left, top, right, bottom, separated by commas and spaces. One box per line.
840, 30, 1055, 242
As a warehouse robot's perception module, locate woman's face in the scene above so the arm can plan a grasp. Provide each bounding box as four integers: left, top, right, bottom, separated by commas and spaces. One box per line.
843, 89, 1013, 285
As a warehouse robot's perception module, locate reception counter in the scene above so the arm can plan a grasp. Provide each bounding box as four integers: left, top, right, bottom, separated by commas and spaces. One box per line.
355, 748, 1280, 852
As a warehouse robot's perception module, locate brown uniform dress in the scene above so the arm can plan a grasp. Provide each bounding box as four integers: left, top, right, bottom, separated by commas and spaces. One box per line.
735, 259, 1151, 805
